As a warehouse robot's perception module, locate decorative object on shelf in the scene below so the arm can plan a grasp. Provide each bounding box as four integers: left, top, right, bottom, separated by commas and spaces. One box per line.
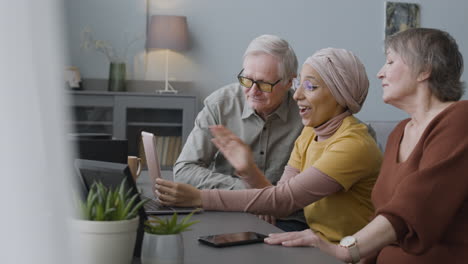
146, 15, 189, 94
81, 27, 142, 92
108, 62, 126, 92
385, 2, 420, 38
141, 211, 199, 264
65, 66, 82, 90
71, 179, 147, 264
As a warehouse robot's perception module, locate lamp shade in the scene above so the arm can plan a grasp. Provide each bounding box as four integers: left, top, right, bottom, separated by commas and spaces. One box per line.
146, 15, 189, 51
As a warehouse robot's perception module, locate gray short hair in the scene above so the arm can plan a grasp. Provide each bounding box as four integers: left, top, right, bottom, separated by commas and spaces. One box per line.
385, 28, 464, 101
243, 34, 298, 84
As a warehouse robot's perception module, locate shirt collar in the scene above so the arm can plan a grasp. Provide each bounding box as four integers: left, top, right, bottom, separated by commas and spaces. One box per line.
241, 90, 293, 122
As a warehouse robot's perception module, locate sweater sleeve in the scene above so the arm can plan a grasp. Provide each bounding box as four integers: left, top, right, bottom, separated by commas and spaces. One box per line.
200, 165, 342, 217
276, 165, 300, 185
377, 109, 468, 254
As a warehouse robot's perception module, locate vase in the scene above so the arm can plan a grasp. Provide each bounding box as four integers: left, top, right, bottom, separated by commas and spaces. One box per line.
108, 62, 126, 92
70, 216, 139, 264
141, 233, 184, 264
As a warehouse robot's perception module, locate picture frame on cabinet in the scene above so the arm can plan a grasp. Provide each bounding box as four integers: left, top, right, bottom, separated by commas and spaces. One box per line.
385, 2, 420, 38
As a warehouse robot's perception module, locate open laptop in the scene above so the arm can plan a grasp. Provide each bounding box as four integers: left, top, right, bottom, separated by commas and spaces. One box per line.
141, 131, 203, 213
74, 159, 199, 218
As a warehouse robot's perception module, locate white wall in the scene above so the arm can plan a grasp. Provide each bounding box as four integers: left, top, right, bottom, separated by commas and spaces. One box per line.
66, 0, 468, 121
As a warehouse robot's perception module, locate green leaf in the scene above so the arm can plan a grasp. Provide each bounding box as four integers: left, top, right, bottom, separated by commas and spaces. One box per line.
124, 188, 133, 201
118, 179, 126, 202
173, 221, 199, 233
104, 208, 116, 219
180, 209, 199, 226
105, 187, 112, 213
169, 212, 178, 229
86, 184, 95, 205
122, 194, 138, 218
126, 198, 147, 219
86, 193, 98, 220
96, 203, 104, 221
77, 178, 148, 221
143, 210, 200, 235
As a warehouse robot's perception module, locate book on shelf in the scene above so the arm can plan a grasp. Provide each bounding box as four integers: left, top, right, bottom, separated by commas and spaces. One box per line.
161, 136, 170, 167
156, 136, 164, 165
139, 135, 183, 168
173, 136, 182, 164
166, 136, 176, 166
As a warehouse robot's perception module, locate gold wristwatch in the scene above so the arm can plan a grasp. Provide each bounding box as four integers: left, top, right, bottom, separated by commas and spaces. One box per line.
339, 236, 360, 264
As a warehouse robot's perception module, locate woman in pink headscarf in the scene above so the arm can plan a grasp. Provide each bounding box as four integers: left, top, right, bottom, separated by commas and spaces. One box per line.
156, 48, 382, 243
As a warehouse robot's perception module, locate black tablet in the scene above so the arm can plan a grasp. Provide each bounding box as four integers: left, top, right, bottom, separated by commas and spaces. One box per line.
198, 232, 267, 247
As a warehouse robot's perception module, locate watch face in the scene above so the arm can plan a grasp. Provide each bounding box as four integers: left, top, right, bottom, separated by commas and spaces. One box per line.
340, 236, 356, 247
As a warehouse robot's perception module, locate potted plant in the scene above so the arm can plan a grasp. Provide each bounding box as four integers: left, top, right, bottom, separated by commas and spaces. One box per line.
71, 179, 147, 264
80, 27, 141, 92
141, 211, 200, 264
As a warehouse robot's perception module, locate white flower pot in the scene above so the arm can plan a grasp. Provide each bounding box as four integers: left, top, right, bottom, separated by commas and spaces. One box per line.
71, 217, 139, 264
141, 233, 184, 264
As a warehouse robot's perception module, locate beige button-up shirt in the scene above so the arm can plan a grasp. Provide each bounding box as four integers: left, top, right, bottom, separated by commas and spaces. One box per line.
173, 83, 303, 190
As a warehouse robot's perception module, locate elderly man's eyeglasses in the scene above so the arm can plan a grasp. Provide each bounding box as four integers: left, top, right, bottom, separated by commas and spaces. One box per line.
293, 77, 319, 92
237, 69, 282, 93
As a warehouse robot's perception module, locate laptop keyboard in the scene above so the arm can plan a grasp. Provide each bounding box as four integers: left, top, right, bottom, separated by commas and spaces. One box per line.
141, 195, 198, 212
141, 195, 174, 211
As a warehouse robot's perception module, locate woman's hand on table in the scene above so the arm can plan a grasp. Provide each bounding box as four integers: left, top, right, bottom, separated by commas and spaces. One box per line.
264, 229, 321, 247
265, 229, 348, 261
155, 178, 202, 207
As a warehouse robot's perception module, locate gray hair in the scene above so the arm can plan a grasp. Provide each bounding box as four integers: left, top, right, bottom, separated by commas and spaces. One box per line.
385, 28, 464, 101
243, 34, 298, 84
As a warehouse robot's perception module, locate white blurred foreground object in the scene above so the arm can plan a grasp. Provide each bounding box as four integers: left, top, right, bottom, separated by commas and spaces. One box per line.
0, 0, 74, 264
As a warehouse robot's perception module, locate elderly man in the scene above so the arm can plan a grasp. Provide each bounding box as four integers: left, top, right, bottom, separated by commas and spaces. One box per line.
174, 35, 303, 192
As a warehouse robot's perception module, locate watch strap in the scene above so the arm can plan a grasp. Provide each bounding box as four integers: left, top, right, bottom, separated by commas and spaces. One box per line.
348, 243, 360, 264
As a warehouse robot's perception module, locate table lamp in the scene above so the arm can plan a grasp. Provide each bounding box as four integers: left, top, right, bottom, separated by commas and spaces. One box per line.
146, 15, 189, 94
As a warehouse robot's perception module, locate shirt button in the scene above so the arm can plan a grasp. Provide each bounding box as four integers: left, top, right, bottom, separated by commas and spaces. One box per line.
260, 151, 264, 155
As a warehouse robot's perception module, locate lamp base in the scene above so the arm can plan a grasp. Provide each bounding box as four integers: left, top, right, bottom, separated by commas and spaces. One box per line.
156, 89, 178, 94
156, 81, 178, 94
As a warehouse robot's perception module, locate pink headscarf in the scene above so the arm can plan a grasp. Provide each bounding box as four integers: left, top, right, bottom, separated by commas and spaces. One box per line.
304, 48, 369, 113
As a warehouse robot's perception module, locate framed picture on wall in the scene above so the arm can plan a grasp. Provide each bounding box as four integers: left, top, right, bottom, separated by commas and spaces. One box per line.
385, 2, 420, 38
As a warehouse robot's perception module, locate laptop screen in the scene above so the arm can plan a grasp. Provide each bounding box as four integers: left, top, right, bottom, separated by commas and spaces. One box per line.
141, 131, 163, 195
70, 137, 128, 164
76, 159, 132, 188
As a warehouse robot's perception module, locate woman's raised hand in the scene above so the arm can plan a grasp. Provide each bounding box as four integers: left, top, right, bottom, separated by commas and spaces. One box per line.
209, 125, 255, 174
